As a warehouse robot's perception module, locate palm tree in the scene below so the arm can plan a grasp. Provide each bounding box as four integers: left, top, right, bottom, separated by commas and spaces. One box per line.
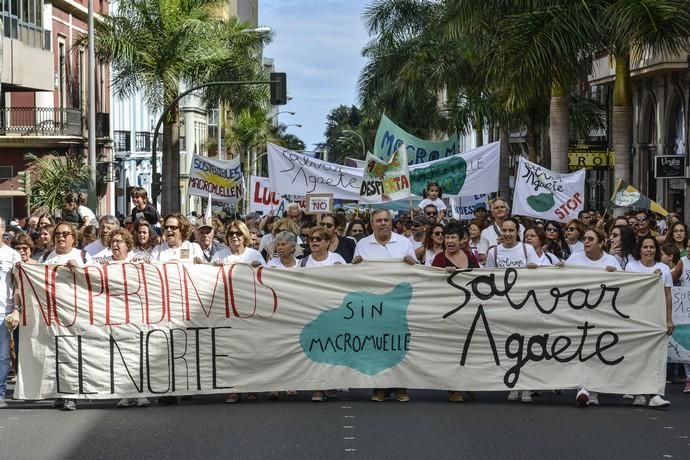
25, 152, 91, 214
88, 0, 269, 214
601, 0, 690, 184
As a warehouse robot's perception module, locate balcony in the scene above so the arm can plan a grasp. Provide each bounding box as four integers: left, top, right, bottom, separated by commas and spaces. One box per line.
589, 50, 689, 85
135, 131, 152, 152
113, 130, 131, 153
0, 107, 82, 136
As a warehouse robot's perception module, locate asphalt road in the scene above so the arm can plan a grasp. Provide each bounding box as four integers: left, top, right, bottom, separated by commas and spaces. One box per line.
2, 384, 689, 460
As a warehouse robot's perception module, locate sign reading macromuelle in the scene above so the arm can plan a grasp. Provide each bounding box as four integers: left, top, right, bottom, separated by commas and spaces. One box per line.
14, 263, 667, 400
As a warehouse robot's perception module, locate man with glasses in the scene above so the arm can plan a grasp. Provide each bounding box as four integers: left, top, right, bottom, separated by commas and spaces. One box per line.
477, 198, 524, 265
352, 208, 416, 403
83, 215, 120, 265
423, 205, 439, 225
195, 220, 225, 263
0, 217, 22, 409
635, 210, 659, 238
578, 210, 594, 226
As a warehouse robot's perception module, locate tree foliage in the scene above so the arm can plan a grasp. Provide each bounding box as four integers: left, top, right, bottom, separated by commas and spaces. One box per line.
24, 152, 91, 214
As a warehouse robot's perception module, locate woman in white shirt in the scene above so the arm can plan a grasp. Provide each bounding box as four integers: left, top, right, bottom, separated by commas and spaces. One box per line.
266, 231, 298, 269
42, 223, 90, 267
416, 223, 444, 266
524, 226, 558, 266
151, 214, 203, 263
625, 235, 673, 408
564, 227, 621, 408
564, 219, 585, 255
211, 220, 265, 267
484, 218, 540, 269
301, 226, 346, 268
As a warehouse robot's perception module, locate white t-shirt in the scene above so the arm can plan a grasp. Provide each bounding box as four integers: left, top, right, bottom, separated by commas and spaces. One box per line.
478, 222, 526, 255
568, 240, 585, 255
408, 236, 424, 251
419, 197, 447, 211
151, 241, 203, 262
84, 239, 112, 265
105, 253, 134, 263
484, 243, 540, 268
565, 251, 622, 270
354, 233, 416, 261
423, 248, 438, 267
78, 205, 97, 222
536, 251, 558, 266
625, 259, 673, 287
43, 248, 91, 266
303, 252, 346, 267
0, 244, 21, 316
211, 247, 265, 266
266, 257, 298, 269
259, 233, 274, 253
680, 256, 690, 287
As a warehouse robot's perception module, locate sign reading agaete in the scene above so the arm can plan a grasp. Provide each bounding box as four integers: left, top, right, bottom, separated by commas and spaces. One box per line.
14, 263, 667, 399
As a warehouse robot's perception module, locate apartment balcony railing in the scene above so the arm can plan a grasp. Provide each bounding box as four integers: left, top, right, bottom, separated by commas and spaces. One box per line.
0, 107, 82, 136
113, 130, 131, 152
135, 131, 152, 152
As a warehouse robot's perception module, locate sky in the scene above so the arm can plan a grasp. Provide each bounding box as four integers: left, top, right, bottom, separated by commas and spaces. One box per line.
261, 0, 371, 150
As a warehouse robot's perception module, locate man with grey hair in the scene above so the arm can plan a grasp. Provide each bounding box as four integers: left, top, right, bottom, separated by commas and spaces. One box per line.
0, 217, 21, 408
286, 203, 303, 225
84, 215, 120, 264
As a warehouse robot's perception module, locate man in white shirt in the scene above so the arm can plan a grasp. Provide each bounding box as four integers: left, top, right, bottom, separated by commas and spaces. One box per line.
83, 215, 120, 265
352, 208, 416, 403
0, 217, 21, 408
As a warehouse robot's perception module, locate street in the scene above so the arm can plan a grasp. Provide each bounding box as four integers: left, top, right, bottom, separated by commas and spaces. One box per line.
2, 384, 689, 459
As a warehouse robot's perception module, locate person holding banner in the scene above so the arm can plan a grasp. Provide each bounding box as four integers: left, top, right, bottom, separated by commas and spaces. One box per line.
131, 220, 157, 261
418, 223, 445, 266
266, 231, 298, 269
151, 214, 203, 264
352, 208, 416, 403
0, 217, 21, 409
83, 216, 120, 265
564, 227, 621, 407
211, 221, 265, 267
625, 235, 673, 408
319, 214, 356, 263
524, 227, 558, 266
106, 229, 135, 264
478, 198, 524, 265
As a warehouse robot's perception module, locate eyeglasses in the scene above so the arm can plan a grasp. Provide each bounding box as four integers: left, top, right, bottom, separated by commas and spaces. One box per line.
321, 223, 335, 228
164, 225, 180, 231
426, 212, 438, 216
14, 245, 30, 251
227, 231, 242, 237
628, 221, 638, 227
546, 228, 558, 232
310, 236, 324, 243
433, 231, 443, 236
637, 216, 648, 222
110, 239, 125, 246
55, 231, 72, 239
583, 236, 597, 242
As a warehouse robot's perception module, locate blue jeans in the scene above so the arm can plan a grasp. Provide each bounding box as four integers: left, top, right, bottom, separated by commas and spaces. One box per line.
0, 320, 10, 399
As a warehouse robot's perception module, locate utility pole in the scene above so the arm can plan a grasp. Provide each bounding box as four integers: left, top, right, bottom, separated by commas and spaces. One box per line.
87, 0, 97, 212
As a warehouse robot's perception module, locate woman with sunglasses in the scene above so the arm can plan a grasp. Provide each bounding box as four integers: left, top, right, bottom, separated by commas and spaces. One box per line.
151, 214, 203, 263
211, 220, 265, 267
300, 225, 346, 402
418, 223, 445, 266
318, 214, 355, 263
624, 235, 673, 408
564, 219, 585, 255
11, 234, 35, 265
564, 227, 621, 408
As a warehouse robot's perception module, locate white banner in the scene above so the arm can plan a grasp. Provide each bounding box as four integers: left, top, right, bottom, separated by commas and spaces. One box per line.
668, 286, 690, 363
359, 145, 411, 204
512, 157, 586, 222
408, 142, 500, 196
448, 195, 491, 220
267, 143, 363, 200
14, 263, 667, 399
188, 154, 244, 203
249, 176, 304, 215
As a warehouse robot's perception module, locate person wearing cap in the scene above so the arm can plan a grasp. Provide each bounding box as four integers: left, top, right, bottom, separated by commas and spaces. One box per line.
408, 215, 428, 252
352, 208, 416, 403
194, 220, 226, 263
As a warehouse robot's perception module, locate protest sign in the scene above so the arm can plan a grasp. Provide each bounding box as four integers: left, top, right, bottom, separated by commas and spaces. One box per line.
249, 176, 304, 215
668, 286, 690, 363
267, 143, 363, 200
611, 178, 668, 217
188, 154, 244, 203
512, 157, 585, 222
15, 263, 666, 399
306, 193, 333, 214
409, 142, 499, 196
448, 195, 490, 220
374, 114, 458, 164
359, 145, 410, 204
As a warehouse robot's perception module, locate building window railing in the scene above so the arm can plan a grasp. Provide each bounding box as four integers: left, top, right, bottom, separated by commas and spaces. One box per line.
113, 130, 131, 152
0, 107, 81, 136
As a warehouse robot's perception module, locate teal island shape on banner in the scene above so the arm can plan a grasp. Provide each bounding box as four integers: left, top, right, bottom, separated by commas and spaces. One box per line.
300, 283, 413, 376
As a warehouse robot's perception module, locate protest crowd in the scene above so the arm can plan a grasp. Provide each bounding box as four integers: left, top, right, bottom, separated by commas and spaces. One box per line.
0, 178, 687, 412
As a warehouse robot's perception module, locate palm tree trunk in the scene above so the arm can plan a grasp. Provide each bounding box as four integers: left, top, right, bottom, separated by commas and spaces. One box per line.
499, 126, 511, 199
474, 119, 483, 147
161, 102, 181, 215
612, 53, 633, 185
549, 80, 569, 172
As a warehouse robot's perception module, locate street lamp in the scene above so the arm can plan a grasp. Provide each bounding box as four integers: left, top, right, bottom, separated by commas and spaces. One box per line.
272, 111, 295, 118
284, 124, 303, 129
241, 26, 272, 34
340, 129, 365, 158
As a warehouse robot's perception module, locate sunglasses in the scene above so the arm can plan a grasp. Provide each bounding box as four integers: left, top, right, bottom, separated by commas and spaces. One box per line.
583, 236, 597, 242
227, 231, 242, 237
433, 231, 443, 236
310, 236, 324, 243
164, 225, 180, 231
426, 212, 438, 216
55, 231, 72, 238
546, 227, 558, 232
637, 216, 648, 222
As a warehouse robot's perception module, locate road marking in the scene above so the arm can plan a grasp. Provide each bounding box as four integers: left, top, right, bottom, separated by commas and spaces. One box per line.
663, 426, 674, 430
344, 415, 355, 419
662, 455, 672, 458
344, 437, 355, 440
343, 425, 354, 429
345, 448, 357, 452
678, 436, 688, 439
341, 405, 352, 409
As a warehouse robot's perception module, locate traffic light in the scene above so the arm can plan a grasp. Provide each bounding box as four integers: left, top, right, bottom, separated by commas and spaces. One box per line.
17, 170, 30, 195
270, 72, 287, 105
151, 173, 161, 201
